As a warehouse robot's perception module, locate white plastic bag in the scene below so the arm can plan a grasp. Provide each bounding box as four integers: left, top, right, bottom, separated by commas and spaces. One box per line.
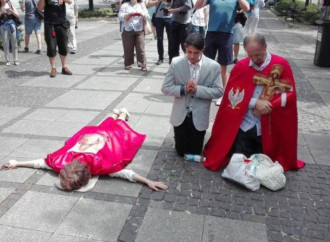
222, 153, 260, 191
251, 154, 286, 191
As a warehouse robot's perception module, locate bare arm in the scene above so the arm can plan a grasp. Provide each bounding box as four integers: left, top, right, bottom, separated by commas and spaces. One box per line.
109, 169, 168, 191
238, 0, 250, 11
132, 173, 168, 191
146, 0, 162, 8
38, 0, 45, 11
1, 159, 51, 170
194, 0, 206, 10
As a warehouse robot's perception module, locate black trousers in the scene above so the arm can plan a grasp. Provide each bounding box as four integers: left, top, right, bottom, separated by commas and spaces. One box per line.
169, 21, 191, 63
44, 23, 68, 57
232, 127, 262, 158
174, 114, 206, 157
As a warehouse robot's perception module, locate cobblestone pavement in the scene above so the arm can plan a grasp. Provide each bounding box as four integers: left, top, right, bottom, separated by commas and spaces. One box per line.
0, 9, 330, 242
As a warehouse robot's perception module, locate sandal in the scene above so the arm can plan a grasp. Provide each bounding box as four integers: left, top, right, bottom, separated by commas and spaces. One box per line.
125, 66, 133, 70
141, 67, 147, 72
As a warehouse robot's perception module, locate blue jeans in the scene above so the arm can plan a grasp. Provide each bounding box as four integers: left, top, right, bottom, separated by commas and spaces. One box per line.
154, 17, 172, 61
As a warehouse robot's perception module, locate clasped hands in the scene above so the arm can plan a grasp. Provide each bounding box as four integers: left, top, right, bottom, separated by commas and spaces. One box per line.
253, 100, 272, 117
185, 80, 197, 94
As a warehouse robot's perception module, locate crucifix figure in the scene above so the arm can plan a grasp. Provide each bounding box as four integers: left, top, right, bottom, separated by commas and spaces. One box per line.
253, 64, 292, 101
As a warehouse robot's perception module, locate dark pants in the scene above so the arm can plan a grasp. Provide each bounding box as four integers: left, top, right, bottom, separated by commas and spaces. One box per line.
154, 17, 172, 61
44, 23, 68, 57
232, 127, 262, 158
174, 114, 206, 157
204, 31, 233, 66
169, 21, 191, 63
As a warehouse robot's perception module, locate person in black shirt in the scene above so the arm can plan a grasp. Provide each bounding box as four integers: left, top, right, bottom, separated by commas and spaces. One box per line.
38, 0, 72, 77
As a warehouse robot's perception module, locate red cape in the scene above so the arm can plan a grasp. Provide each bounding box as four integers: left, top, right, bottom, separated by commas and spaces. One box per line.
45, 118, 146, 175
203, 54, 305, 171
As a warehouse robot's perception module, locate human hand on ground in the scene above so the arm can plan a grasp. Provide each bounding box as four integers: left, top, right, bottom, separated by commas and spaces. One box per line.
147, 181, 168, 191
1, 160, 18, 170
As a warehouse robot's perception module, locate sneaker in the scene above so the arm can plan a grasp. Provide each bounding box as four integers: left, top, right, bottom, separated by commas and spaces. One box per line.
156, 59, 163, 65
24, 47, 29, 53
120, 107, 130, 121
113, 108, 120, 115
6, 61, 11, 66
35, 50, 41, 54
13, 61, 20, 66
62, 67, 72, 75
50, 68, 57, 78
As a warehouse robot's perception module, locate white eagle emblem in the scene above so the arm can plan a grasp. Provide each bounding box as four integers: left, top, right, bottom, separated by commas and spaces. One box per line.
228, 88, 244, 109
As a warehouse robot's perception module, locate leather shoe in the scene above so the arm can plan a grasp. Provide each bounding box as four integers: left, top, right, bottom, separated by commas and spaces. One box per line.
62, 67, 72, 75
156, 59, 163, 65
50, 68, 57, 78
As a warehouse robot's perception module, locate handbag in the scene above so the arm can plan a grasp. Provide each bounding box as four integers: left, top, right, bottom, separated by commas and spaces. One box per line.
31, 0, 44, 20
144, 19, 152, 35
222, 153, 260, 191
252, 154, 286, 191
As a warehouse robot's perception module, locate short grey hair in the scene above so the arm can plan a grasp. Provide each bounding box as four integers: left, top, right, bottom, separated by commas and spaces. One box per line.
243, 33, 267, 48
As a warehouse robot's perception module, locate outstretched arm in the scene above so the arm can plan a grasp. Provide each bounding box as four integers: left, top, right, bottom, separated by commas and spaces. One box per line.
1, 159, 51, 170
109, 169, 168, 191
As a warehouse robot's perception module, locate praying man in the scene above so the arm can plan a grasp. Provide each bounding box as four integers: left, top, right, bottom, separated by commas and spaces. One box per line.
203, 33, 305, 172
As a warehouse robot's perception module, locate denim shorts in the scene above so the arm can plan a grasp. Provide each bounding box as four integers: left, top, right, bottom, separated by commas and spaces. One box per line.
204, 31, 233, 66
25, 17, 42, 35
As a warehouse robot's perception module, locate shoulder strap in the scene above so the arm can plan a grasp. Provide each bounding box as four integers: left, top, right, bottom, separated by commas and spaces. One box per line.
155, 2, 162, 14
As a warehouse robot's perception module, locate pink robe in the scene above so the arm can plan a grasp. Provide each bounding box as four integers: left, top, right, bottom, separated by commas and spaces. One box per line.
45, 118, 146, 175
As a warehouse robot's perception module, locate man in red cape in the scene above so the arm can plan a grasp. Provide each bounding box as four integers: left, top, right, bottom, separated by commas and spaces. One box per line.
203, 33, 305, 171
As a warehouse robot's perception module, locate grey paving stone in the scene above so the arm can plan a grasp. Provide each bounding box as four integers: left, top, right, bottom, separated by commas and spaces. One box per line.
55, 199, 132, 241
0, 188, 14, 203
2, 120, 51, 136
117, 93, 154, 113
0, 225, 51, 242
36, 171, 58, 187
9, 139, 62, 159
133, 116, 171, 147
38, 121, 88, 137
133, 77, 166, 94
0, 106, 29, 126
46, 90, 121, 110
20, 74, 86, 88
0, 137, 28, 157
202, 216, 268, 242
0, 191, 78, 232
73, 56, 118, 65
67, 64, 103, 75
48, 233, 102, 242
135, 207, 204, 242
76, 75, 138, 91
298, 145, 315, 165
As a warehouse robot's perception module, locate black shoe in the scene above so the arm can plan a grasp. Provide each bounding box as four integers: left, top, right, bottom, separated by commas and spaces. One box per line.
35, 50, 41, 54
156, 59, 163, 65
24, 47, 29, 53
70, 51, 76, 54
233, 59, 238, 64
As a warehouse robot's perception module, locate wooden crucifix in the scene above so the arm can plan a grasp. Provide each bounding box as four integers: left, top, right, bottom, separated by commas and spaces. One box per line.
253, 64, 292, 101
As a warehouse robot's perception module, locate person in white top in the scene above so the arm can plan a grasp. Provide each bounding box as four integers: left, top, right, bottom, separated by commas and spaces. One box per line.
244, 0, 265, 34
1, 109, 168, 192
66, 0, 78, 54
119, 0, 149, 71
191, 0, 208, 37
